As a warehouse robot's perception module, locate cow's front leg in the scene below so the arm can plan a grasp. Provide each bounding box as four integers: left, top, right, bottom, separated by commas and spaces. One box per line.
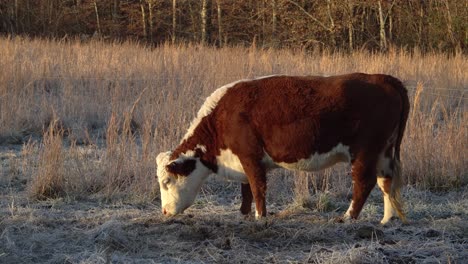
240, 183, 253, 215
241, 160, 267, 219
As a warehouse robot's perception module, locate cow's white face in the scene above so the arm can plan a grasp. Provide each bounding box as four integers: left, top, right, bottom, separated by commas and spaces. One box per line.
156, 151, 211, 216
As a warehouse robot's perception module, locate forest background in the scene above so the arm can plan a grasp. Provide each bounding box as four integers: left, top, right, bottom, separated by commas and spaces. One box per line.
1, 0, 466, 52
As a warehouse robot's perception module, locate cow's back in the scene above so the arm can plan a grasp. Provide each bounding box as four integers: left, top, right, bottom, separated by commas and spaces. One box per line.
212, 73, 404, 164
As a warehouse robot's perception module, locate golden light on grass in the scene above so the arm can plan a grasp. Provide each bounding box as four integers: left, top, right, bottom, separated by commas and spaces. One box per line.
0, 36, 465, 200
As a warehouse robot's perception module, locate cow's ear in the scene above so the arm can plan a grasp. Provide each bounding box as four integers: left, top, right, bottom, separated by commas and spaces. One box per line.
166, 158, 196, 176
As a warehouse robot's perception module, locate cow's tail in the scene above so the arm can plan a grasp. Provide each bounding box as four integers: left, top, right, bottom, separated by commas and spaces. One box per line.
386, 75, 410, 223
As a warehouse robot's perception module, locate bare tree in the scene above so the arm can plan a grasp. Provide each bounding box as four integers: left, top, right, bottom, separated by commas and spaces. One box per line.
14, 0, 18, 31
260, 0, 266, 46
201, 0, 212, 44
216, 0, 223, 47
443, 0, 456, 47
112, 0, 120, 22
94, 0, 101, 36
172, 0, 176, 44
377, 1, 386, 49
388, 4, 393, 42
326, 0, 336, 47
346, 0, 354, 50
418, 2, 424, 47
271, 0, 277, 47
140, 0, 147, 38
377, 0, 395, 50
148, 0, 155, 42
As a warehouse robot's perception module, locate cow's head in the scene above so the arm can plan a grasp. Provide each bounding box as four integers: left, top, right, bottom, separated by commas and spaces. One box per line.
156, 150, 211, 216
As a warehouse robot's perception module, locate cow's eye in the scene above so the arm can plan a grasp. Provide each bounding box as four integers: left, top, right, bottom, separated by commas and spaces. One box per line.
162, 178, 170, 186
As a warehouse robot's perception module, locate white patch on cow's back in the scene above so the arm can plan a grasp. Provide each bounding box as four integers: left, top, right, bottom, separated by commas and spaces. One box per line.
216, 149, 248, 183
181, 75, 282, 142
277, 143, 351, 171
255, 74, 282, 80
181, 80, 244, 142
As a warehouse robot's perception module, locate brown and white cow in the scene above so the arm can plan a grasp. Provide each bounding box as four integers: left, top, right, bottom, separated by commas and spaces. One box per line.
156, 73, 409, 224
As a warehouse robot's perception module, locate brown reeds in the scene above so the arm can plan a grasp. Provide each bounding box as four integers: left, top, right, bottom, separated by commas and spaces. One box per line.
27, 119, 65, 200
404, 83, 467, 190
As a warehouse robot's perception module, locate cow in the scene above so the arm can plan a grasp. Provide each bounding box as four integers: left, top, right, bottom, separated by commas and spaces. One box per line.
156, 73, 409, 224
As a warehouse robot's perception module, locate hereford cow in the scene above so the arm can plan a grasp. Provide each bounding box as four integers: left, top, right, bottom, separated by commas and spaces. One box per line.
156, 73, 409, 224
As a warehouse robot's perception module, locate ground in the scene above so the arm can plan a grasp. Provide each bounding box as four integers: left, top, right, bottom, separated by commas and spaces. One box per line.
0, 145, 467, 264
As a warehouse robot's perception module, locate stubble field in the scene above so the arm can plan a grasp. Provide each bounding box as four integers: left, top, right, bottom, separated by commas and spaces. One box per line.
0, 37, 467, 263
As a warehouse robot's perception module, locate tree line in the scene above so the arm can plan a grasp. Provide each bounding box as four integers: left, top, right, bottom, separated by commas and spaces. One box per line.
1, 0, 466, 52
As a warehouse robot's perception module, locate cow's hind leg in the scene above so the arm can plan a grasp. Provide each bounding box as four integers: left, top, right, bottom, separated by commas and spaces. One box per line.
377, 153, 395, 224
240, 183, 253, 215
345, 155, 377, 220
377, 177, 395, 224
377, 153, 407, 224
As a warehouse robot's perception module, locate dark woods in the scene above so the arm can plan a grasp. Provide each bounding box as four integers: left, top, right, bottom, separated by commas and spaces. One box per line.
0, 0, 466, 52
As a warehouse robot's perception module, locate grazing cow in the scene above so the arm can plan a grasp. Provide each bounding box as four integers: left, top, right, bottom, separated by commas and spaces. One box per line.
156, 73, 409, 224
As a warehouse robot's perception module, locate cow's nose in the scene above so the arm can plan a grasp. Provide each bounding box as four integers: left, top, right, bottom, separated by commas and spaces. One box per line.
162, 208, 167, 215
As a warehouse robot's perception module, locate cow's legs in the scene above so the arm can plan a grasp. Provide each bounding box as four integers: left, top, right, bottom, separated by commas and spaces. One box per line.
345, 155, 377, 220
377, 153, 395, 224
377, 151, 407, 224
241, 159, 267, 219
240, 183, 253, 215
377, 177, 395, 224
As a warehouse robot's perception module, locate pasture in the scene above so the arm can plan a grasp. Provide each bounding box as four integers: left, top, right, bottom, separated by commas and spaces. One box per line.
0, 37, 467, 263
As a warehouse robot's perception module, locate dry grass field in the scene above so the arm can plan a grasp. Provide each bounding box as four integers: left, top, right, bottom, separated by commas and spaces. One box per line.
0, 37, 467, 263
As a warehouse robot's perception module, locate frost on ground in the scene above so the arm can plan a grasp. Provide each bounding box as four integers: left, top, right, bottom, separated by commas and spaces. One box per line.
0, 146, 467, 264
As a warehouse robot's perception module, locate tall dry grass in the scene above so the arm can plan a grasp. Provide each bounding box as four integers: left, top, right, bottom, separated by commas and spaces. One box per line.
405, 83, 467, 190
27, 119, 65, 199
0, 36, 466, 201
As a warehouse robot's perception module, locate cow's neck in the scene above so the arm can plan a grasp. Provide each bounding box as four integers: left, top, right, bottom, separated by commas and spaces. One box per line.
171, 117, 219, 172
